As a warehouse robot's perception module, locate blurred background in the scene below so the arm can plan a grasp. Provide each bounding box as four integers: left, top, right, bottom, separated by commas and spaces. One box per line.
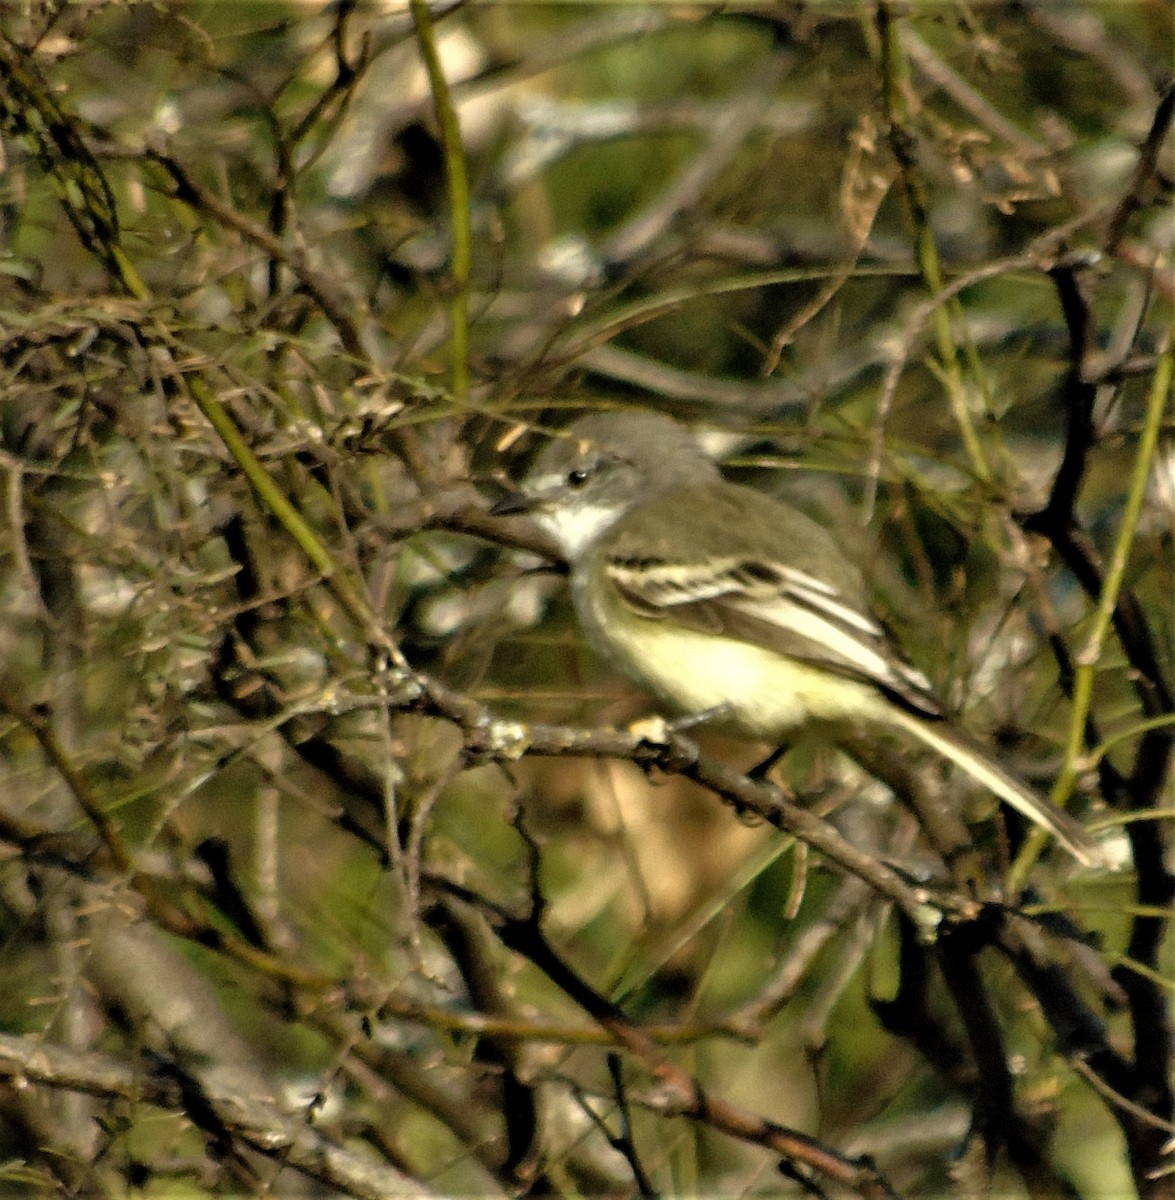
0, 2, 1171, 1196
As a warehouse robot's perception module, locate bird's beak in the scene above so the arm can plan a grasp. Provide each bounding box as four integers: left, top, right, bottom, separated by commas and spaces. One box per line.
489, 489, 538, 517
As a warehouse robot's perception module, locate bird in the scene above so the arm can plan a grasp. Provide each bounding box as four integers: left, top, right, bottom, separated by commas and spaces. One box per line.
493, 409, 1101, 867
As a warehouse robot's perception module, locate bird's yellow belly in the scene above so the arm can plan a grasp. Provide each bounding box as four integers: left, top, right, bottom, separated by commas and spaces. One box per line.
573, 578, 882, 739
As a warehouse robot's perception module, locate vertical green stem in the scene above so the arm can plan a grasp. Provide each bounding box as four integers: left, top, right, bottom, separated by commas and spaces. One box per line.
411, 0, 471, 405
877, 2, 990, 483
189, 376, 404, 665
1010, 338, 1172, 889
1055, 341, 1174, 808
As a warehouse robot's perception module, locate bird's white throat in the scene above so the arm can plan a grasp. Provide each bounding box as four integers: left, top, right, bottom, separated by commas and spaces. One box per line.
535, 500, 626, 558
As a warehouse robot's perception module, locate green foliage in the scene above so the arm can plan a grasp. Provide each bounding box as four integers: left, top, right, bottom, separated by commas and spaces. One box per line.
0, 1, 1171, 1197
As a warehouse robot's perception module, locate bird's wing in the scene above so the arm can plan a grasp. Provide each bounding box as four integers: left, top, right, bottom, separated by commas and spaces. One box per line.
604, 552, 943, 719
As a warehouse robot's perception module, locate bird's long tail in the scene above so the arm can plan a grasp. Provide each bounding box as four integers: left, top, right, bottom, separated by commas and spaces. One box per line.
888, 709, 1102, 867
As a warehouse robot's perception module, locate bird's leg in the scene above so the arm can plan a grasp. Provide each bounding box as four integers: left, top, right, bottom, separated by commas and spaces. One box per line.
627, 704, 735, 744
748, 744, 791, 782
666, 703, 735, 732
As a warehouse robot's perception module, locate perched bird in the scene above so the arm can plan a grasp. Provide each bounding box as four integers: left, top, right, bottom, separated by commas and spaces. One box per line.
494, 409, 1100, 866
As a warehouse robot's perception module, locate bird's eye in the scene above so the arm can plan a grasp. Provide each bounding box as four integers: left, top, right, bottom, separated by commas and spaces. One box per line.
566, 468, 589, 488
